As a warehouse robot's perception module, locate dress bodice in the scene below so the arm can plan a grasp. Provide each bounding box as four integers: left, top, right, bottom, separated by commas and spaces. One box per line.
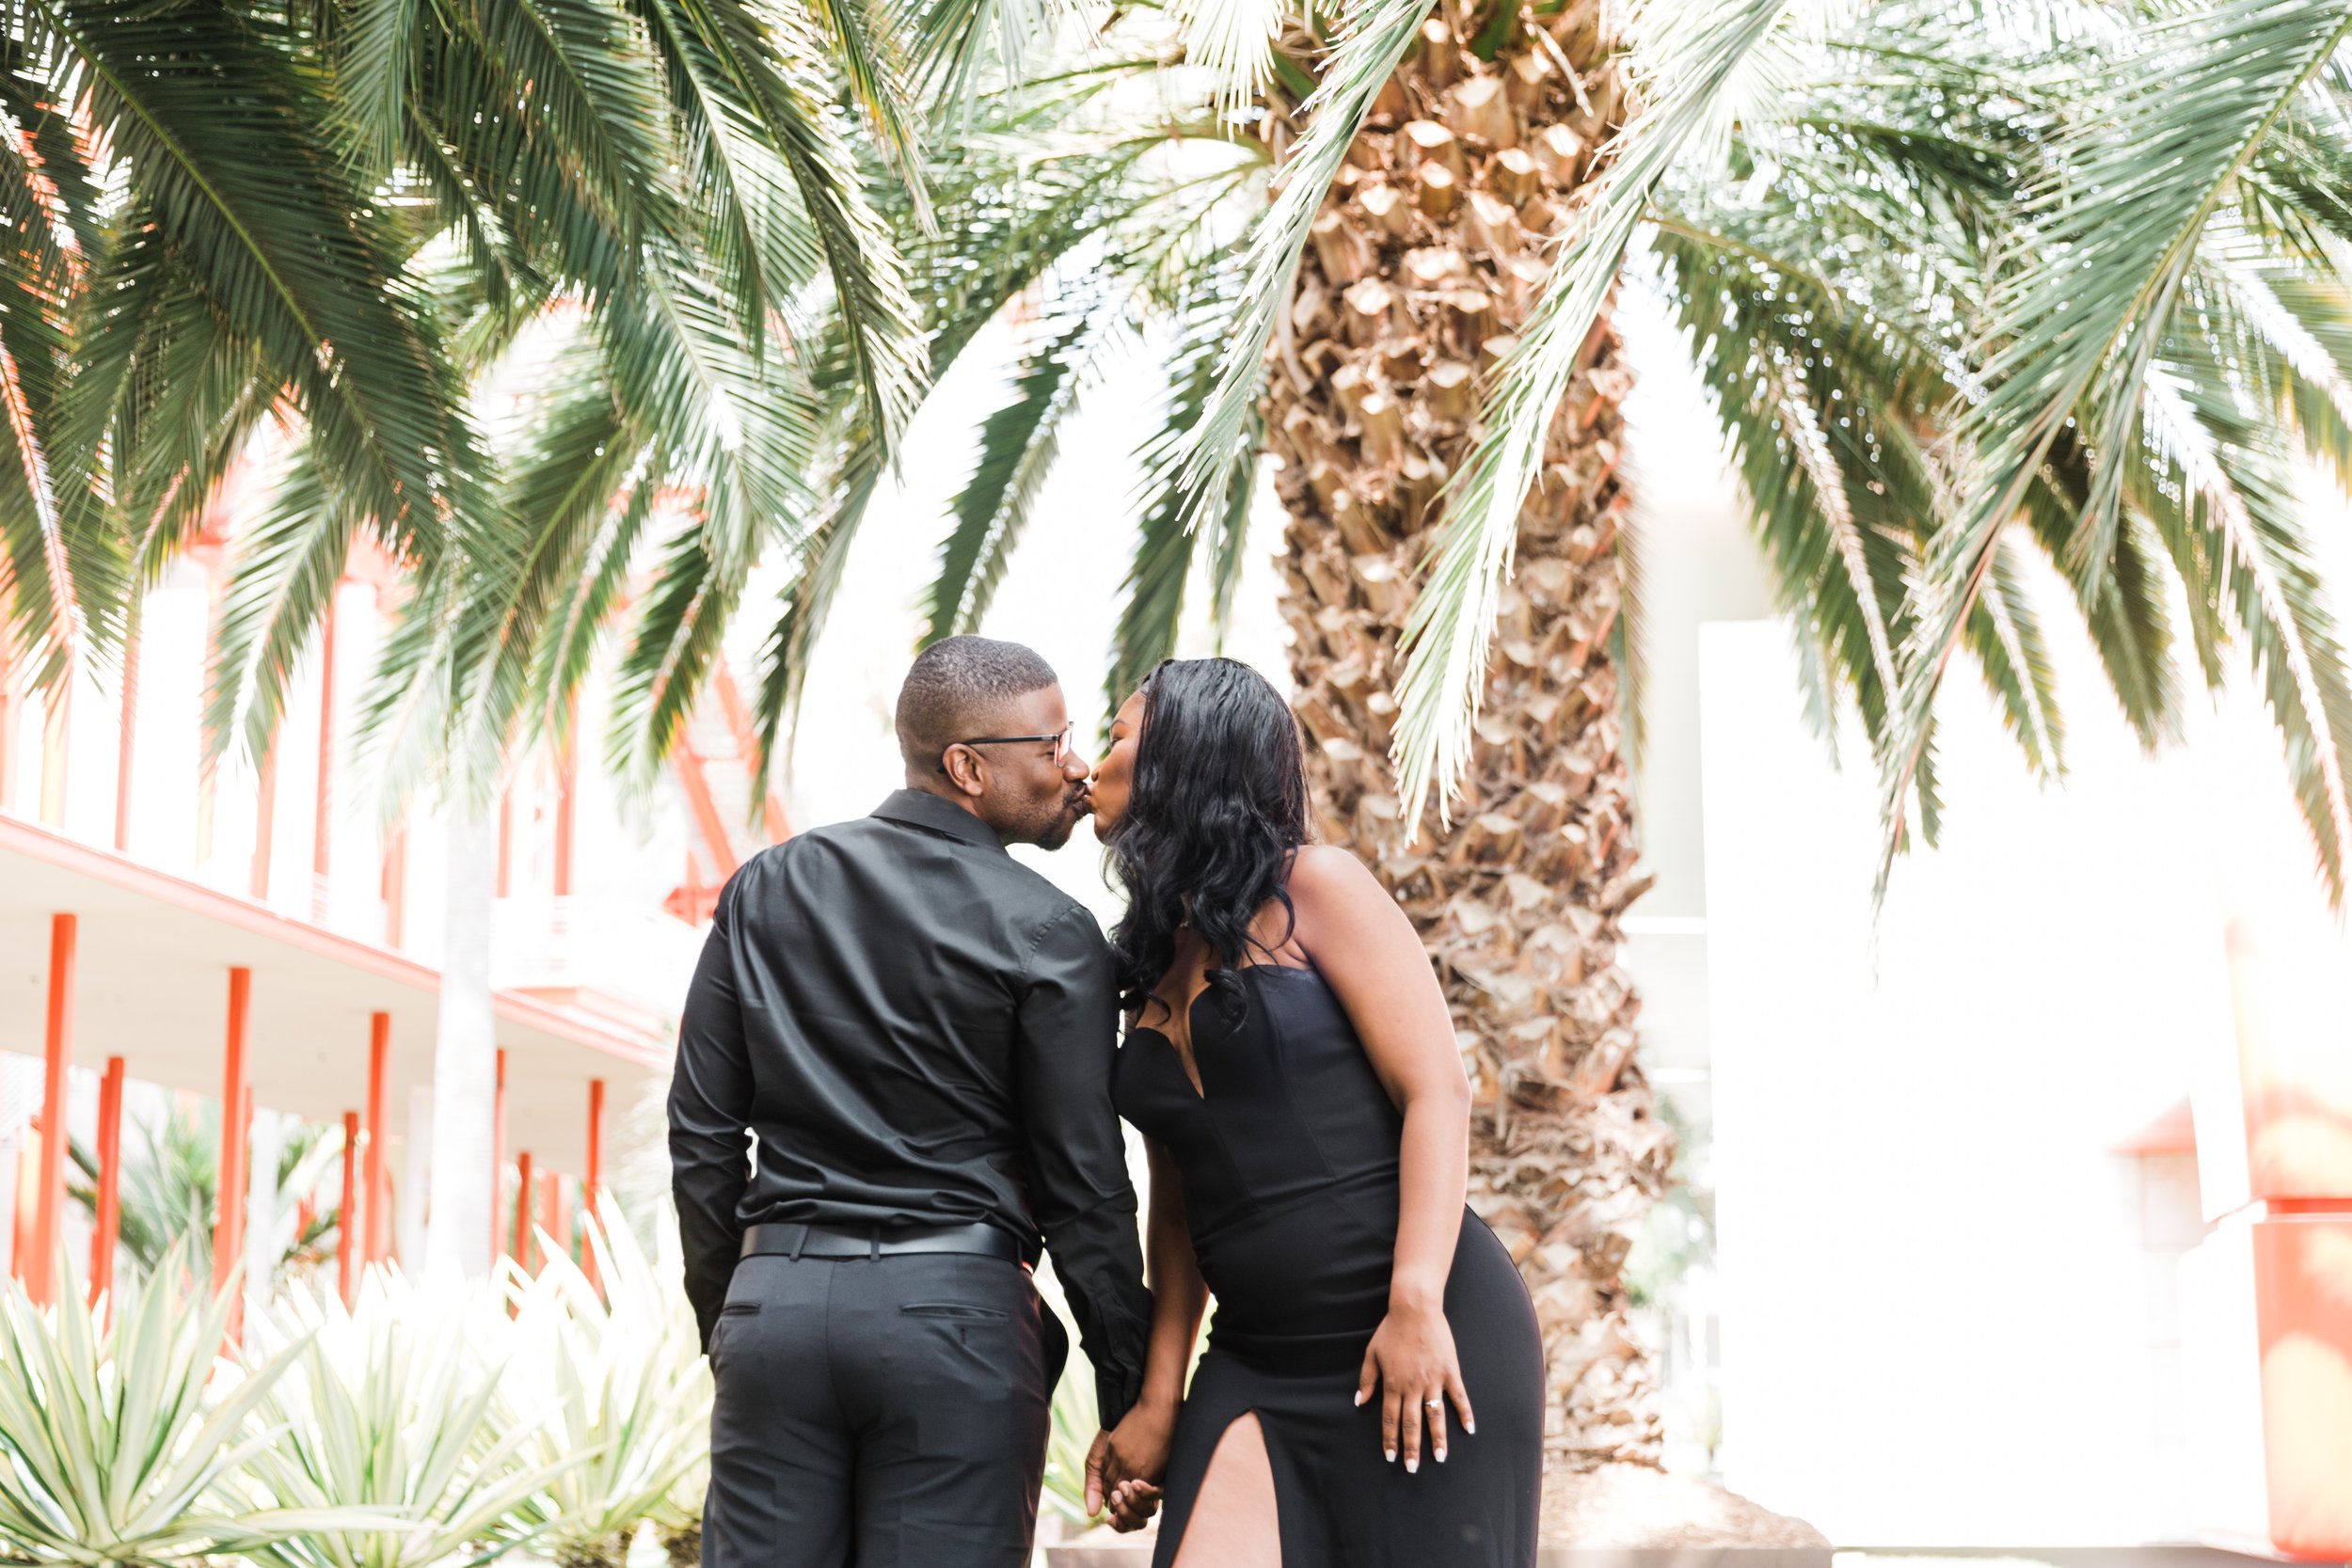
1111, 963, 1406, 1366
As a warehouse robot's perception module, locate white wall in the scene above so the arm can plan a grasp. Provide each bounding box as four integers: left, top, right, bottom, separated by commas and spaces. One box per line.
1696, 610, 2251, 1544
1614, 271, 1775, 1138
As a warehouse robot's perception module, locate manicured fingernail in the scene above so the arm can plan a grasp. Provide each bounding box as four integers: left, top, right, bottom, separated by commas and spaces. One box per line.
1465, 1420, 1476, 1434
1437, 1448, 1448, 1463
1385, 1448, 1396, 1463
1406, 1457, 1419, 1474
1354, 1390, 1368, 1406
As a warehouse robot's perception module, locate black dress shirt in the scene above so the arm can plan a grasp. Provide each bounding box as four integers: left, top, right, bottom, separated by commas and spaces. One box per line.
668, 788, 1152, 1423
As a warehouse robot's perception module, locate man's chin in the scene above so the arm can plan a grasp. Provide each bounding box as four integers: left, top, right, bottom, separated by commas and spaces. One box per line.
1033, 800, 1089, 852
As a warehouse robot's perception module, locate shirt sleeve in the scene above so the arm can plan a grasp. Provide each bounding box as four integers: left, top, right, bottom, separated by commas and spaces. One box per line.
668, 871, 754, 1352
1015, 905, 1153, 1425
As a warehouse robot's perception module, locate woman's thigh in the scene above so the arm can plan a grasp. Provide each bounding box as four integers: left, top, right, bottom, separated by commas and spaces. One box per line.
1169, 1413, 1280, 1568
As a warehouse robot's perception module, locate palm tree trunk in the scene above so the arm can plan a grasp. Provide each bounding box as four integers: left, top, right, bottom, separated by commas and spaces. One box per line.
1268, 3, 1675, 1467
423, 801, 500, 1280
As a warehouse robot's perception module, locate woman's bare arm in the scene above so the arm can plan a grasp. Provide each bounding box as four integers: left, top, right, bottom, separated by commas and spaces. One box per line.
1289, 844, 1476, 1471
1087, 1136, 1206, 1521
1137, 1136, 1210, 1410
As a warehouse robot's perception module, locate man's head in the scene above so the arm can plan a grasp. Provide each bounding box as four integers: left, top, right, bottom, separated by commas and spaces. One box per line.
897, 636, 1094, 848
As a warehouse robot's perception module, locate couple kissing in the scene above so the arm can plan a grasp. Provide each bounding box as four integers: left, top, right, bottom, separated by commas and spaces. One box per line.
669, 636, 1542, 1568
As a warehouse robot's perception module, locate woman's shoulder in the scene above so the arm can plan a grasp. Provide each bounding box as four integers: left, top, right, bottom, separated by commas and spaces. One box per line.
1285, 843, 1382, 906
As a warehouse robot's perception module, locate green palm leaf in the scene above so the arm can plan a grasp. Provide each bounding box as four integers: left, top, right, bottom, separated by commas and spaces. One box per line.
921, 312, 1107, 644
32, 0, 484, 578
1879, 0, 2352, 897
1107, 274, 1263, 716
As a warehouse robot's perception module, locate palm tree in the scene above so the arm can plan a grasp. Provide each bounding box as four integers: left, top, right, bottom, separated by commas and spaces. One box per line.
27, 0, 2352, 1463
0, 0, 1003, 1270
646, 0, 2352, 1465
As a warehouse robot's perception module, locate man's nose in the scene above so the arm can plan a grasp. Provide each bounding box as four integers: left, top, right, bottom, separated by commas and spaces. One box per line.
1063, 743, 1093, 780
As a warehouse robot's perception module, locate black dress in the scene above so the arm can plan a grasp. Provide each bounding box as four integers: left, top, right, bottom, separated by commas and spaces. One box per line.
1112, 963, 1544, 1567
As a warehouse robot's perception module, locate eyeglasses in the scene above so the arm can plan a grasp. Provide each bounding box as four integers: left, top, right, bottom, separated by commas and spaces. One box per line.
938, 721, 1075, 774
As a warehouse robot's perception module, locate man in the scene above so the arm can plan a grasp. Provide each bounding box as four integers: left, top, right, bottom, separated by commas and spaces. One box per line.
669, 636, 1152, 1568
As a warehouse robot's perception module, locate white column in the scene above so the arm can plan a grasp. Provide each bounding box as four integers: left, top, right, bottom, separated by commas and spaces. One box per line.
423, 802, 498, 1280
243, 1108, 283, 1323
401, 1087, 434, 1270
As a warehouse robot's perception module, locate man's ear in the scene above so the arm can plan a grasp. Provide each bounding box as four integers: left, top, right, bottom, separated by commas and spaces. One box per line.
941, 745, 988, 799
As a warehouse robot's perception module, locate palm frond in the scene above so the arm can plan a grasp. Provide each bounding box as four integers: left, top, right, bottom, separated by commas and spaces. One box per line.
921, 313, 1106, 644
1963, 535, 2065, 778
674, 0, 927, 436
1108, 272, 1262, 716
2014, 428, 2182, 749
2142, 343, 2352, 898
202, 441, 354, 769
32, 0, 485, 577
1176, 0, 1433, 518
748, 453, 876, 795
1877, 0, 2352, 899
1175, 0, 1291, 117
1392, 0, 1819, 825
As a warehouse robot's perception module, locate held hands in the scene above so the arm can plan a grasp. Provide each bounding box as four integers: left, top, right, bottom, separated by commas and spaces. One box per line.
1083, 1398, 1177, 1531
1354, 1295, 1474, 1473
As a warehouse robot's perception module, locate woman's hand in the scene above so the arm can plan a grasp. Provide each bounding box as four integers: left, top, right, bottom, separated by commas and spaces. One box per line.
1104, 1477, 1164, 1531
1354, 1295, 1474, 1473
1084, 1395, 1180, 1518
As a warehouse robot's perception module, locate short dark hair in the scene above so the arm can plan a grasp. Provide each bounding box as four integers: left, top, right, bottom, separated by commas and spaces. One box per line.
896, 636, 1060, 769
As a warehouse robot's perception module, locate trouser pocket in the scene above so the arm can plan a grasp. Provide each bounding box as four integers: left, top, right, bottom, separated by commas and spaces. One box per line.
900, 1301, 1011, 1321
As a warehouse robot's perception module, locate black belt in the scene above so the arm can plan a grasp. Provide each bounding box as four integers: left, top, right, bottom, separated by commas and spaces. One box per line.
740, 1221, 1024, 1263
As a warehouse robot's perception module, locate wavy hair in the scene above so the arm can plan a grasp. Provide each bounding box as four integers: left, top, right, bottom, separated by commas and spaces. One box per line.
1103, 658, 1311, 1020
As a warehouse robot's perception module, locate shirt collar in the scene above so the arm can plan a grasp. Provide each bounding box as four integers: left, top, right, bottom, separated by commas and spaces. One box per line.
872, 788, 1009, 854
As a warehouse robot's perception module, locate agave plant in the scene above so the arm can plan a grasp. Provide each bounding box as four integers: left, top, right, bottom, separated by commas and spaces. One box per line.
501, 1206, 712, 1568
234, 1271, 592, 1568
647, 1466, 707, 1568
0, 1245, 326, 1566
1039, 1357, 1102, 1529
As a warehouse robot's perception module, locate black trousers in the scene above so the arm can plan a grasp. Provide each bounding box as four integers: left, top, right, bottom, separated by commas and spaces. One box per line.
702, 1251, 1070, 1568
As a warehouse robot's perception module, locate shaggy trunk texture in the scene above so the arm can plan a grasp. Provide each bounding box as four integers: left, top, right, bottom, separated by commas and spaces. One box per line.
1265, 0, 1677, 1466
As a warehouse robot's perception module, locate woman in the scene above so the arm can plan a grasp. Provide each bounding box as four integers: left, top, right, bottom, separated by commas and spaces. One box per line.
1085, 657, 1543, 1567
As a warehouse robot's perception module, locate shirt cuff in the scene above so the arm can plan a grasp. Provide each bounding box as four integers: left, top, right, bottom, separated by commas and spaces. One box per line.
1094, 1359, 1147, 1430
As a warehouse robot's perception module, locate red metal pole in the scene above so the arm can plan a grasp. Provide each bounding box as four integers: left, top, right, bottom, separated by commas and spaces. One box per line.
29, 913, 76, 1307
213, 969, 251, 1306
90, 1055, 123, 1307
510, 1150, 532, 1270
491, 1049, 507, 1266
583, 1078, 606, 1289
337, 1111, 358, 1305
713, 663, 792, 844
538, 1170, 563, 1260
363, 1012, 389, 1267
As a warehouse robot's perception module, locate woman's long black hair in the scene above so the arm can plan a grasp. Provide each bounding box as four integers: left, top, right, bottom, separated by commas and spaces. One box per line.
1103, 658, 1311, 1021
